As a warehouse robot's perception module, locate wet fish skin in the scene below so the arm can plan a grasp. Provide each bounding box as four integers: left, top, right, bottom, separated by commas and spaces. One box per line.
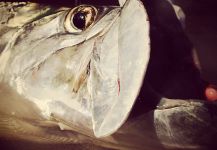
0, 0, 150, 139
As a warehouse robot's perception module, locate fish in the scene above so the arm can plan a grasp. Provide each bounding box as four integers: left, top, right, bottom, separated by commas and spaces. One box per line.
0, 0, 150, 146
0, 0, 217, 150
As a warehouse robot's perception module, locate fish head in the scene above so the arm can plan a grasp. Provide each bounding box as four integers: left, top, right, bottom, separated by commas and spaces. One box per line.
0, 0, 150, 137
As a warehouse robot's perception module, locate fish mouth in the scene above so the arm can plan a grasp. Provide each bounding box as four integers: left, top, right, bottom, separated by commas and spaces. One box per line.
90, 0, 150, 137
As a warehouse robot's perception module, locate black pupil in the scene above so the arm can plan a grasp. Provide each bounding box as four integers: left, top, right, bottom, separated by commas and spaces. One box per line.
72, 12, 86, 30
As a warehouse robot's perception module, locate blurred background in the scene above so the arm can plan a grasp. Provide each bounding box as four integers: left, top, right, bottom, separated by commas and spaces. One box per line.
173, 0, 217, 85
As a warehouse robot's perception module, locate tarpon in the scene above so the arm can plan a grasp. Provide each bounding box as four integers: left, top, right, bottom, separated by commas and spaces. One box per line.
0, 0, 217, 150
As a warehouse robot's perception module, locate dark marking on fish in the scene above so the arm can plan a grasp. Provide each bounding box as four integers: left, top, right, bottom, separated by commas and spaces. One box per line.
117, 78, 120, 95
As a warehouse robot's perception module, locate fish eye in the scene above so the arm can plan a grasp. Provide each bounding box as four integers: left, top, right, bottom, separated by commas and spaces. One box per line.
64, 5, 97, 33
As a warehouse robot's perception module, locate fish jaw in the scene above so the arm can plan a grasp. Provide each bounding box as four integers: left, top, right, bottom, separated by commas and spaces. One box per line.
91, 0, 150, 137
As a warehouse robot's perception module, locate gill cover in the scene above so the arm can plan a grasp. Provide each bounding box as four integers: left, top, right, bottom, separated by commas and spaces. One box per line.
91, 0, 150, 137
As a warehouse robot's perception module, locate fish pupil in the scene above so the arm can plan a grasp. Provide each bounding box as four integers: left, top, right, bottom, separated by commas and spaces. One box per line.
72, 12, 86, 30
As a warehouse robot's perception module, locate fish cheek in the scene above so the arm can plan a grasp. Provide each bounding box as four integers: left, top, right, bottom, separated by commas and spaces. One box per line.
29, 46, 88, 94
